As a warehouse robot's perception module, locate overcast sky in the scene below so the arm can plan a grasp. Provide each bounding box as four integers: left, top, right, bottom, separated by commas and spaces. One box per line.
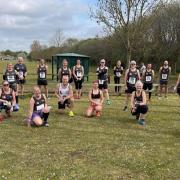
0, 0, 103, 51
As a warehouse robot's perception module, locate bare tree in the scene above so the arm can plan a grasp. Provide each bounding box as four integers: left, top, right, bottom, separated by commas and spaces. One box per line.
30, 40, 42, 52
63, 38, 79, 47
50, 28, 65, 47
91, 0, 165, 65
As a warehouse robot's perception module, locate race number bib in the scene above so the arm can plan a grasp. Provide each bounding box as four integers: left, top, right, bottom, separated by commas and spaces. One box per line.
19, 71, 24, 78
116, 72, 121, 77
128, 77, 136, 85
162, 74, 167, 80
146, 76, 152, 82
36, 104, 44, 111
7, 75, 15, 82
40, 72, 45, 79
99, 80, 104, 85
77, 71, 82, 77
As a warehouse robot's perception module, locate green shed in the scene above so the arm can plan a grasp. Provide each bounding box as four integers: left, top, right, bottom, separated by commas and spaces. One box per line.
52, 53, 90, 81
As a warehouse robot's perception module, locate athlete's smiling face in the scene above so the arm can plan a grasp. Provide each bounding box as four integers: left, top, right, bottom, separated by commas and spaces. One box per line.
77, 59, 81, 65
18, 57, 24, 64
63, 60, 68, 67
62, 76, 68, 85
93, 81, 99, 89
147, 64, 152, 69
34, 87, 41, 98
7, 63, 13, 71
135, 81, 143, 91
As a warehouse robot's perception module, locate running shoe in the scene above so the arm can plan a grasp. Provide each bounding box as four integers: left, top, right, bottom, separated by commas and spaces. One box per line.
123, 106, 128, 111
68, 111, 74, 117
96, 112, 101, 117
106, 100, 111, 105
158, 96, 162, 100
44, 122, 49, 127
138, 119, 145, 125
13, 104, 19, 112
136, 114, 140, 120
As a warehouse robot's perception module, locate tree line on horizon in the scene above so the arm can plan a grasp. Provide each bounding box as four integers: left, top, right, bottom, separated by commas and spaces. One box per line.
1, 1, 180, 72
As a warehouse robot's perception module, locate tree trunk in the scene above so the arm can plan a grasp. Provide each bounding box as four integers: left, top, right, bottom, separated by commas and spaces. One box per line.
126, 32, 132, 68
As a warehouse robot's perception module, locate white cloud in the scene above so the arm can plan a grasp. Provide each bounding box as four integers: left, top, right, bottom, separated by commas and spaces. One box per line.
0, 0, 103, 51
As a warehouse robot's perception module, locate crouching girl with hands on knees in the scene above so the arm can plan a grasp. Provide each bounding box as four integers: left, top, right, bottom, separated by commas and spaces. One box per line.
131, 80, 148, 125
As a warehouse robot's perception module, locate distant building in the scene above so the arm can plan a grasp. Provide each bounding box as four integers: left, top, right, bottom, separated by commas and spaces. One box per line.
0, 55, 16, 61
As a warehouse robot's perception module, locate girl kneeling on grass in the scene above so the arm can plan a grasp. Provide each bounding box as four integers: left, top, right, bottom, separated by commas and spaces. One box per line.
131, 80, 148, 125
0, 80, 16, 121
86, 80, 104, 117
27, 86, 50, 127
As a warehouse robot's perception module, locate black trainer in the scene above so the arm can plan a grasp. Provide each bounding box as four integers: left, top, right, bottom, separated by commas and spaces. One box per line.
43, 122, 49, 127
123, 106, 128, 111
136, 114, 140, 120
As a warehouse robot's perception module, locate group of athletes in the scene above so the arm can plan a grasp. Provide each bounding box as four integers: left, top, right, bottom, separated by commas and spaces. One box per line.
0, 56, 179, 127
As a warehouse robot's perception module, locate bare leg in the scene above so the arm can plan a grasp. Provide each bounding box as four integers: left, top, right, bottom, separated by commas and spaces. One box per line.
139, 113, 145, 120
159, 85, 163, 97
164, 85, 168, 97
44, 85, 48, 98
78, 89, 82, 98
86, 106, 94, 117
104, 89, 109, 100
21, 84, 24, 96
125, 93, 130, 107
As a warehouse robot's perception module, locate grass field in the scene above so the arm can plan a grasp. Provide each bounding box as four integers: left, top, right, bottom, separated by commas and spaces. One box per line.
0, 60, 179, 179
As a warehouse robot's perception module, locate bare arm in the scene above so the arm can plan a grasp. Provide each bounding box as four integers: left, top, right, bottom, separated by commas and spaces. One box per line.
46, 65, 48, 72
72, 66, 77, 79
58, 68, 62, 81
159, 67, 162, 73
55, 84, 61, 100
27, 97, 35, 127
68, 85, 73, 99
124, 69, 129, 87
175, 74, 180, 87
12, 90, 16, 106
169, 67, 171, 74
131, 92, 135, 109
69, 68, 72, 79
81, 66, 84, 78
140, 91, 147, 106
137, 69, 141, 80
152, 70, 155, 80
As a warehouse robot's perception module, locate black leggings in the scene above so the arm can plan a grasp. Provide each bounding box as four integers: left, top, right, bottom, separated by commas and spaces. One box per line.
74, 80, 83, 90
114, 77, 120, 92
131, 105, 148, 115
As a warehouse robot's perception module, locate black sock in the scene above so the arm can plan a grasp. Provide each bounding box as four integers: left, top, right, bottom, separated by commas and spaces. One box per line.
16, 96, 19, 104
149, 92, 152, 100
43, 112, 49, 122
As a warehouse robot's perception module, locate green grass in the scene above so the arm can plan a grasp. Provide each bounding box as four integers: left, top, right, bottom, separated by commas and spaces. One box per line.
0, 95, 179, 179
0, 60, 179, 179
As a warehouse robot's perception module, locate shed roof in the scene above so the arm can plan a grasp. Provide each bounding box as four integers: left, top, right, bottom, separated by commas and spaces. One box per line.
53, 52, 90, 58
